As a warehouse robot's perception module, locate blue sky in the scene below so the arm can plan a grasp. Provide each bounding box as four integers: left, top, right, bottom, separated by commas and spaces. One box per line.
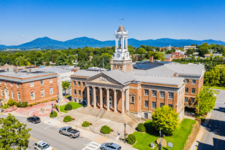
1, 0, 225, 45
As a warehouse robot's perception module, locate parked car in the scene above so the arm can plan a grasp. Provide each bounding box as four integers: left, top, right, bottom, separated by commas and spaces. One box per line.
34, 140, 53, 150
59, 126, 80, 138
27, 116, 41, 124
100, 143, 121, 150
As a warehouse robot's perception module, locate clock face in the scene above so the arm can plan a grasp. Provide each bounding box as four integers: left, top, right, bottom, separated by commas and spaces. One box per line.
117, 53, 120, 58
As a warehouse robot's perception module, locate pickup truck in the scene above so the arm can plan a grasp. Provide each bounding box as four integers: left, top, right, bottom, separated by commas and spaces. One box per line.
59, 126, 80, 138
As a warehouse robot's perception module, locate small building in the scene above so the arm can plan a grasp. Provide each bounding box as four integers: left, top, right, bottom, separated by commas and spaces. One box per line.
183, 46, 197, 51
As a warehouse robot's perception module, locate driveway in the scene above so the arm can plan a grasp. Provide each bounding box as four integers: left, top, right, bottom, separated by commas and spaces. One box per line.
198, 90, 225, 150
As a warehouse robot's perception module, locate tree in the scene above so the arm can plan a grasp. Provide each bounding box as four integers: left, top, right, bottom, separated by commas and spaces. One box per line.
51, 54, 59, 63
0, 114, 31, 149
185, 49, 195, 56
195, 86, 216, 116
62, 81, 70, 95
46, 60, 50, 66
56, 54, 69, 65
152, 105, 179, 135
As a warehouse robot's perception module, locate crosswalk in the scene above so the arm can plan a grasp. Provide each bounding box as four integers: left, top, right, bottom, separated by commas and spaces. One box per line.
82, 142, 101, 150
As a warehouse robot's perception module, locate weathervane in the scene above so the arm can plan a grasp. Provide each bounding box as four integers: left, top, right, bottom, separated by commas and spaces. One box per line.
119, 19, 124, 25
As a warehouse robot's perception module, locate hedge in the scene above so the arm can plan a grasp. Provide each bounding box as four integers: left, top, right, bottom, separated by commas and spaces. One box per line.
137, 123, 146, 132
100, 125, 111, 134
65, 103, 72, 111
63, 115, 72, 122
126, 134, 136, 145
50, 111, 58, 118
7, 99, 14, 106
82, 121, 90, 127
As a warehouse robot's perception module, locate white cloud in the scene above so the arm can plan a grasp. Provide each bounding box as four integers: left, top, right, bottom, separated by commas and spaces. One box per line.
21, 35, 25, 38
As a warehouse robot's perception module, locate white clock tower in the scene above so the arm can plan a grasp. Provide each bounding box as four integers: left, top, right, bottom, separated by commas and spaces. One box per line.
111, 25, 132, 72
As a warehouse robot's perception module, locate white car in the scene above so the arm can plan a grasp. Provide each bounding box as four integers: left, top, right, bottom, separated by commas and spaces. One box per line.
34, 141, 53, 150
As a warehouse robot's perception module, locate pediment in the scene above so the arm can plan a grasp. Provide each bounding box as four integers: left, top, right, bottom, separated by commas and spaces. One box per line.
87, 74, 122, 86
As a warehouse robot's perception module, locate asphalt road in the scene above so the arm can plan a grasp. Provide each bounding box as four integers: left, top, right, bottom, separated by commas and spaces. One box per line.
0, 115, 92, 150
198, 90, 225, 150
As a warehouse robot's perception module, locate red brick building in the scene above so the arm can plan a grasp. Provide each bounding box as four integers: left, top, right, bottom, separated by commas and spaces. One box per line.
0, 68, 58, 105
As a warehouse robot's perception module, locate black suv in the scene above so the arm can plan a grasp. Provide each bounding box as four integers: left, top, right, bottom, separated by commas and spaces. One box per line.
27, 116, 41, 124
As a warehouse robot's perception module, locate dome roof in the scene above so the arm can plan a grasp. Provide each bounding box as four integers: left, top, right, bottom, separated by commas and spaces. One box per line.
117, 25, 126, 32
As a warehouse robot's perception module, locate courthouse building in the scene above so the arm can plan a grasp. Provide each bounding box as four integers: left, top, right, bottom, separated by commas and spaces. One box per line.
71, 25, 205, 119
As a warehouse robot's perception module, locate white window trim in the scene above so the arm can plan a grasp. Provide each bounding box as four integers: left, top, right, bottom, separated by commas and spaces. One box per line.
144, 101, 149, 108
40, 80, 44, 85
160, 91, 165, 98
30, 82, 34, 87
50, 78, 53, 83
5, 81, 7, 85
152, 102, 156, 109
169, 93, 173, 99
192, 80, 196, 84
41, 90, 45, 97
18, 93, 20, 100
1, 89, 3, 96
17, 83, 19, 88
31, 92, 35, 100
152, 91, 157, 97
50, 88, 53, 95
144, 90, 149, 96
12, 91, 14, 99
11, 82, 13, 87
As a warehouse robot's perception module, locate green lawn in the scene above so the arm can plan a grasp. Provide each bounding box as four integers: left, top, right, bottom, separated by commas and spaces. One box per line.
210, 86, 225, 90
56, 102, 82, 113
133, 119, 196, 150
212, 89, 219, 95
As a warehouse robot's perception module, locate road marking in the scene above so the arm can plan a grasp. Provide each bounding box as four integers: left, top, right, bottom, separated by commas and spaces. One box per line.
45, 125, 54, 129
29, 136, 57, 150
82, 142, 101, 150
0, 113, 5, 115
195, 129, 205, 150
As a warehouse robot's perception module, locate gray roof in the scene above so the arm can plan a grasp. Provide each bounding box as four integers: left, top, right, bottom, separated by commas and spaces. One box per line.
165, 54, 172, 59
73, 70, 100, 77
36, 66, 73, 73
102, 69, 135, 85
133, 75, 184, 86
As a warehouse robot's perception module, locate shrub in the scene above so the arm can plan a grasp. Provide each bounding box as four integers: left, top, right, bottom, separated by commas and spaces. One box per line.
51, 99, 56, 101
65, 103, 72, 111
63, 115, 72, 122
15, 102, 21, 107
21, 102, 28, 107
137, 123, 146, 132
65, 95, 70, 98
82, 121, 90, 127
7, 99, 14, 106
2, 104, 9, 109
49, 111, 58, 118
126, 134, 136, 145
100, 125, 111, 134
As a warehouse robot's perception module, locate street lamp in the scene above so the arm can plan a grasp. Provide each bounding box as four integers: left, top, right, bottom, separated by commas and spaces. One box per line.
51, 103, 54, 119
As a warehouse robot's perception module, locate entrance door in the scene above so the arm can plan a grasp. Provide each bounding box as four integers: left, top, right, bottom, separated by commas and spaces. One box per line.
109, 98, 112, 108
4, 89, 9, 100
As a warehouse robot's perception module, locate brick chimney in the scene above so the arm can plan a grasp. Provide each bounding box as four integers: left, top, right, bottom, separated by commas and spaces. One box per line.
174, 72, 178, 77
72, 68, 78, 73
149, 56, 154, 63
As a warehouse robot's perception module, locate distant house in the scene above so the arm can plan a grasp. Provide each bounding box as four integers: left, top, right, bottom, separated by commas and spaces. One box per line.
183, 46, 197, 51
204, 54, 211, 58
164, 52, 186, 62
213, 54, 223, 57
160, 45, 179, 51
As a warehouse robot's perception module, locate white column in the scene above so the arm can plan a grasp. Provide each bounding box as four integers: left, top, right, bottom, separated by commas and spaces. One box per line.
93, 86, 96, 108
87, 86, 90, 107
126, 37, 128, 49
114, 89, 117, 113
57, 73, 63, 103
121, 36, 124, 50
107, 88, 110, 111
100, 87, 103, 109
126, 89, 129, 112
121, 89, 124, 113
115, 38, 118, 49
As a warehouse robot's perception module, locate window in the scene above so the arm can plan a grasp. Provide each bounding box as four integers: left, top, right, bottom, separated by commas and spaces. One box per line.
192, 88, 195, 94
5, 81, 7, 85
152, 102, 156, 109
131, 96, 135, 103
145, 90, 149, 95
79, 90, 81, 96
160, 103, 164, 107
73, 81, 76, 86
10, 82, 13, 87
78, 82, 80, 86
50, 88, 53, 95
90, 89, 92, 96
160, 91, 165, 98
74, 89, 76, 95
191, 98, 195, 103
144, 101, 149, 108
30, 82, 34, 87
1, 89, 3, 96
31, 92, 35, 99
186, 79, 189, 83
17, 83, 19, 88
185, 97, 188, 102
169, 104, 173, 108
83, 91, 86, 97
40, 80, 44, 85
50, 78, 53, 83
169, 93, 173, 99
152, 91, 157, 97
18, 93, 20, 100
192, 80, 196, 84
95, 87, 98, 91
83, 82, 85, 87
12, 92, 14, 99
41, 90, 45, 97
96, 96, 98, 102
0, 80, 1, 84
144, 113, 148, 119
185, 88, 188, 93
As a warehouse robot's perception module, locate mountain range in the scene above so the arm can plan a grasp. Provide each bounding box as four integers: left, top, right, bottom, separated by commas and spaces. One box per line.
1, 37, 225, 50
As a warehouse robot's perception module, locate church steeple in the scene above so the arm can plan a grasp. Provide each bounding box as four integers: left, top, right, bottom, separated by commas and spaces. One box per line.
111, 25, 132, 72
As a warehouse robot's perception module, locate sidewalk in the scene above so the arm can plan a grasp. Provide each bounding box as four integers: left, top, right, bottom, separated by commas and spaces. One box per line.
44, 117, 137, 150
